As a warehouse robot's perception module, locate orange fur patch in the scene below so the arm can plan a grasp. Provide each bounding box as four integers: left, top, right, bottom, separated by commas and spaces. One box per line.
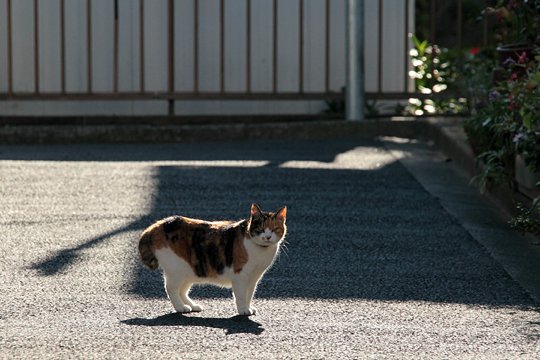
232, 236, 248, 273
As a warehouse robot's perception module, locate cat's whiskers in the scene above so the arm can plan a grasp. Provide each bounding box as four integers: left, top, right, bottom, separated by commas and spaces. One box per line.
277, 239, 290, 258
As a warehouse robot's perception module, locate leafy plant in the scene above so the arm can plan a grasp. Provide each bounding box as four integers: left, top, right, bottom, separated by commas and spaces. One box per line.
407, 36, 467, 115
471, 149, 514, 192
509, 195, 540, 235
323, 98, 345, 115
463, 2, 540, 236
459, 47, 497, 113
464, 44, 540, 189
509, 52, 540, 172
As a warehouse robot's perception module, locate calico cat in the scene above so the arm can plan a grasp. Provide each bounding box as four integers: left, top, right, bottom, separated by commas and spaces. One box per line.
139, 204, 287, 316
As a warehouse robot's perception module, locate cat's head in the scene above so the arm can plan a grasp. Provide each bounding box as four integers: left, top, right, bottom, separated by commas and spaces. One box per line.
248, 203, 287, 247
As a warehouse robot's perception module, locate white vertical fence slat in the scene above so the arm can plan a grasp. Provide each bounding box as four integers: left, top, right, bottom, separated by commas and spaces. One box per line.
118, 0, 140, 92
91, 0, 114, 92
381, 0, 406, 92
174, 0, 195, 92
364, 0, 378, 93
38, 0, 61, 93
64, 0, 87, 92
303, 0, 325, 93
143, 0, 167, 92
0, 0, 9, 93
224, 0, 247, 92
12, 0, 35, 92
276, 0, 299, 93
249, 0, 273, 93
329, 0, 346, 93
198, 0, 220, 92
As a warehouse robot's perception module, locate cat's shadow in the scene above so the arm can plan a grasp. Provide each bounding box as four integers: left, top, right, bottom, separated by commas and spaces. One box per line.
120, 312, 264, 335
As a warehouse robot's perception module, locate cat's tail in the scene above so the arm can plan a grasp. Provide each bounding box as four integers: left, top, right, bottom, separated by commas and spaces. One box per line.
139, 228, 159, 270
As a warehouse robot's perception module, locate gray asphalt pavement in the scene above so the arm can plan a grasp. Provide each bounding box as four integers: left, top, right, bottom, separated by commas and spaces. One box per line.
0, 138, 539, 359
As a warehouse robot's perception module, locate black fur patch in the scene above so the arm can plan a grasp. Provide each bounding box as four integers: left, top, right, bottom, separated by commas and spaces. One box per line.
162, 216, 182, 233
223, 227, 236, 268
207, 243, 224, 274
249, 216, 265, 236
192, 228, 208, 277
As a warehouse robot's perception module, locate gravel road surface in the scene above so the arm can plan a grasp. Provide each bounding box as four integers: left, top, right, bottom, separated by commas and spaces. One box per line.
0, 138, 538, 359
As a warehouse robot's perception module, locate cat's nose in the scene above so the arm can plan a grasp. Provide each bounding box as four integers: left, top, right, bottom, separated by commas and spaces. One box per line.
265, 235, 272, 240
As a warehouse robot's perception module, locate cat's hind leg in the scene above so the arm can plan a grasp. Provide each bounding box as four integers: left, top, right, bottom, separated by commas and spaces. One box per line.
163, 274, 193, 313
179, 283, 203, 312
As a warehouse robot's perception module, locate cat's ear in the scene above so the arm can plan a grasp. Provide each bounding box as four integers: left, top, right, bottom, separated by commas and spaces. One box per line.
250, 203, 263, 217
274, 206, 287, 222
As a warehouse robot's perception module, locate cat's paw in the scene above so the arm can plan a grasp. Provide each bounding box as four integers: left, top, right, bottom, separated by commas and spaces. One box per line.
173, 304, 192, 313
190, 304, 204, 312
238, 307, 257, 316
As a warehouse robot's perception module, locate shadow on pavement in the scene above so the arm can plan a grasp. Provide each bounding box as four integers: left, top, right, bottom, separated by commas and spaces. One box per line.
25, 139, 537, 308
29, 221, 149, 276
120, 313, 264, 335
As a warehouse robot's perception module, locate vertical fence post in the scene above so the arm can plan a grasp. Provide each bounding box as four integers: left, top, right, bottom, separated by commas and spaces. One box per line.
346, 0, 364, 121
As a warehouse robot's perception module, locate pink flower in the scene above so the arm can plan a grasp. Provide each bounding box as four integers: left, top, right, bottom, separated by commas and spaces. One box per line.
517, 51, 528, 64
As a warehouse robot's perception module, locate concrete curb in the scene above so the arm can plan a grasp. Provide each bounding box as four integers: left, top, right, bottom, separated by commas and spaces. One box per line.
0, 117, 429, 144
424, 117, 477, 176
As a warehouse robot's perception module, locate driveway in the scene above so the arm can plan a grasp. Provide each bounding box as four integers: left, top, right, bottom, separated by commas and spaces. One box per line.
0, 138, 538, 359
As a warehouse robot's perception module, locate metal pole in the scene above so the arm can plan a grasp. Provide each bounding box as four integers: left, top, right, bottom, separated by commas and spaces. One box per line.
346, 0, 364, 121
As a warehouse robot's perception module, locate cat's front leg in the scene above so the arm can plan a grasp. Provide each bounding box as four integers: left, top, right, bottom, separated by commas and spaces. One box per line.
232, 276, 259, 316
237, 304, 257, 316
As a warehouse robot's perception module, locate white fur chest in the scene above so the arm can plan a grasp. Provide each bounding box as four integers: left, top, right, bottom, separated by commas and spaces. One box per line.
243, 237, 280, 275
